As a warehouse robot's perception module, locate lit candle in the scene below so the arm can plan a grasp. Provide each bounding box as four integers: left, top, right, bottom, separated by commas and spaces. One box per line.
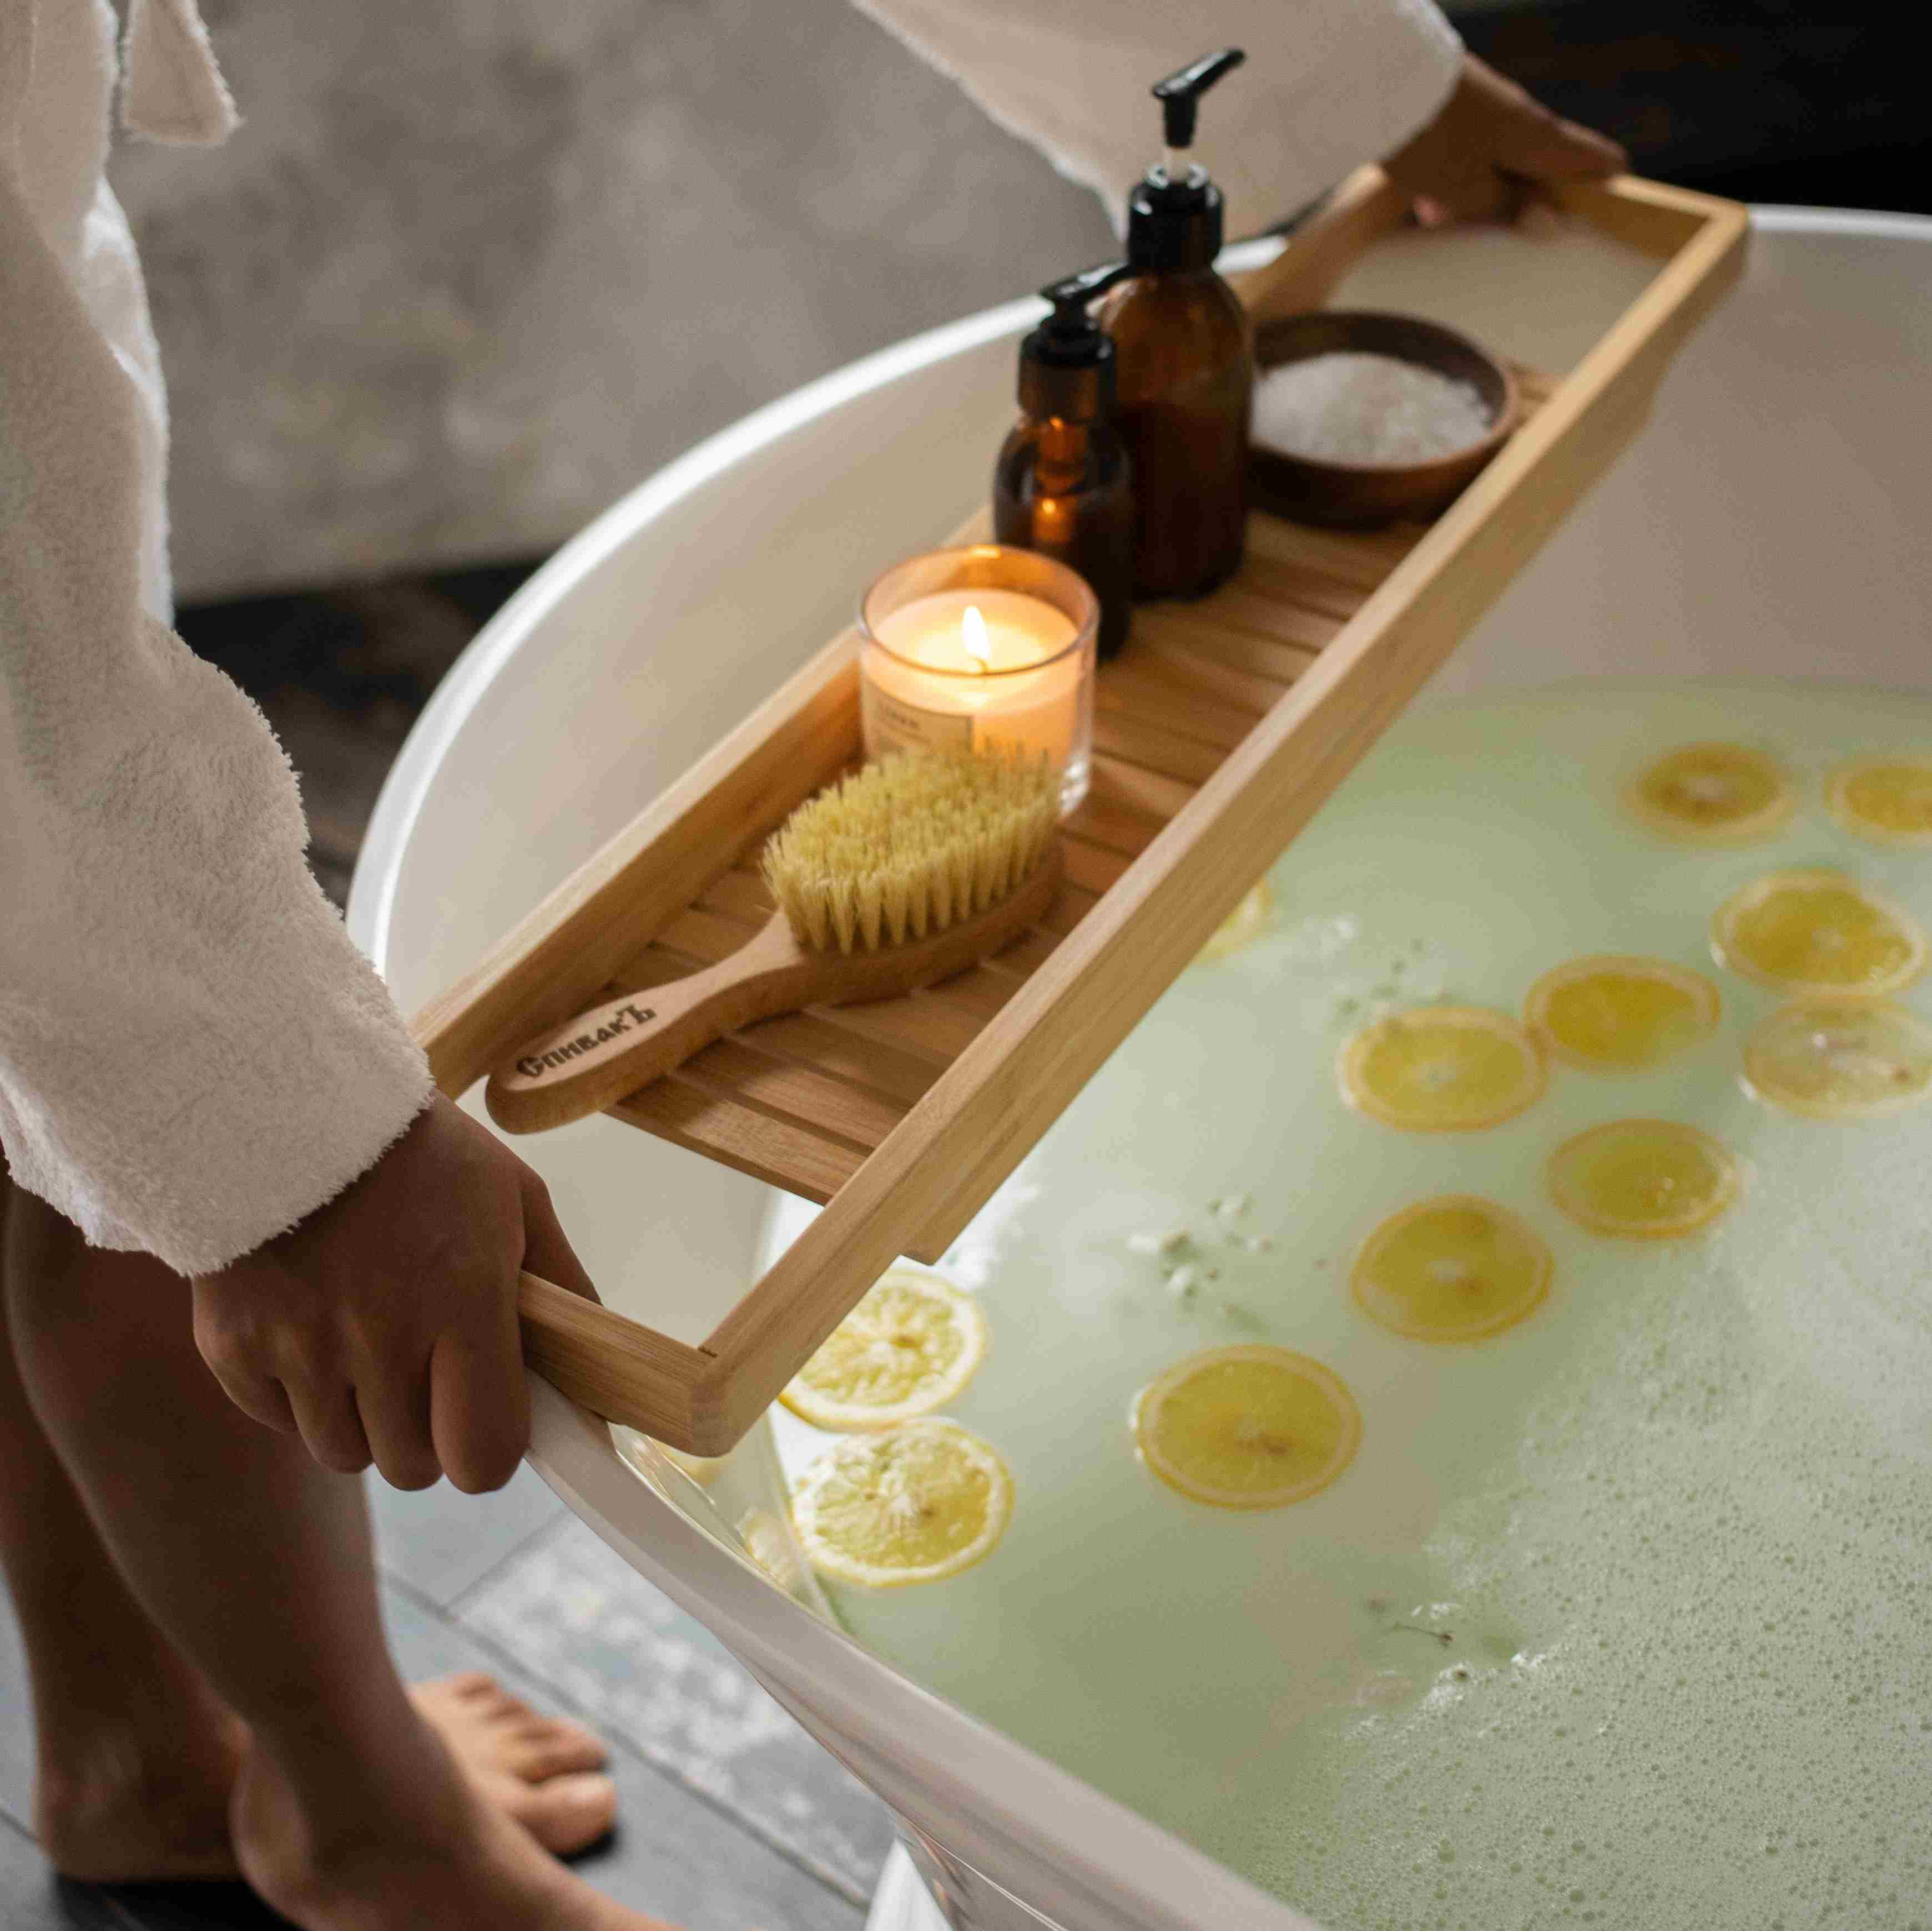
859, 547, 1097, 813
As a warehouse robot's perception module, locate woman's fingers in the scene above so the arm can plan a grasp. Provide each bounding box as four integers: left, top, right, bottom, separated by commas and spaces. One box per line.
429, 1291, 531, 1495
190, 1292, 301, 1432
518, 1170, 601, 1305
353, 1345, 442, 1489
1494, 99, 1628, 183
208, 1360, 300, 1435
1386, 54, 1627, 229
284, 1373, 376, 1475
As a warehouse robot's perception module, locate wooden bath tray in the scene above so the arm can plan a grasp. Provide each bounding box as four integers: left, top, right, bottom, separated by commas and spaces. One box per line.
413, 167, 1748, 1454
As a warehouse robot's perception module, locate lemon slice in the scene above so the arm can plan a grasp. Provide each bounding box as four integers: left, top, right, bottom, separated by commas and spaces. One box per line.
1711, 869, 1925, 997
1741, 999, 1932, 1119
1547, 1119, 1739, 1239
1197, 879, 1274, 962
780, 1268, 987, 1432
791, 1419, 1012, 1588
1132, 1345, 1361, 1510
1826, 756, 1932, 847
1523, 954, 1721, 1073
1625, 742, 1794, 843
1339, 1005, 1545, 1133
735, 1508, 809, 1595
1350, 1196, 1552, 1343
655, 1445, 725, 1487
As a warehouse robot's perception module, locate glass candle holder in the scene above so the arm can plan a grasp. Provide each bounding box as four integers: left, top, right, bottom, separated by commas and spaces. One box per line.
858, 545, 1097, 815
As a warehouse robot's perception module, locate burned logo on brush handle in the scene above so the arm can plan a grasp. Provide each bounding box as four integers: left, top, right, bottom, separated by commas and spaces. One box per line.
516, 1002, 655, 1079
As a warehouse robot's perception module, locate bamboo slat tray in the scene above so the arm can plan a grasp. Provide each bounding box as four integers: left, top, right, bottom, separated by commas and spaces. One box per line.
414, 167, 1748, 1454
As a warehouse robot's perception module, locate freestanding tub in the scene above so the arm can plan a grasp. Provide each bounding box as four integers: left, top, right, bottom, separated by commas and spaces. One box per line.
350, 206, 1932, 1931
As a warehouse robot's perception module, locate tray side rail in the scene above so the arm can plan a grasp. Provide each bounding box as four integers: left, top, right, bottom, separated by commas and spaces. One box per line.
693, 178, 1749, 1450
412, 175, 1748, 1455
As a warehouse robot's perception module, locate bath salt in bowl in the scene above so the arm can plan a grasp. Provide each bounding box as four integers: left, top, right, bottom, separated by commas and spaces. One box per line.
1255, 352, 1492, 463
1249, 310, 1519, 527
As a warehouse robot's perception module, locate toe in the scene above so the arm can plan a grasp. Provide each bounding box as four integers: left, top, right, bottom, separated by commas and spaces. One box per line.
506, 1720, 609, 1781
508, 1770, 618, 1856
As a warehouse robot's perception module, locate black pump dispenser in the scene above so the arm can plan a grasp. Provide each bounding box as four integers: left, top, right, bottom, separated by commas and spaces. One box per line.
1017, 261, 1133, 421
1127, 48, 1245, 272
995, 261, 1137, 658
1100, 47, 1253, 599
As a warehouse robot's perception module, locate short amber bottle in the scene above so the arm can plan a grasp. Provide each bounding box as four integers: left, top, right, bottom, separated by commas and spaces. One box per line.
993, 262, 1136, 659
1097, 49, 1254, 603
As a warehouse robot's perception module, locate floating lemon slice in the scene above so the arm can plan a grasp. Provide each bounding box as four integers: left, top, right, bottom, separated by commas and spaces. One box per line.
1826, 757, 1932, 847
1197, 878, 1275, 962
791, 1419, 1012, 1588
1741, 999, 1932, 1119
1133, 1345, 1361, 1510
1339, 1005, 1544, 1133
1523, 954, 1721, 1073
780, 1268, 987, 1432
1547, 1119, 1739, 1239
1624, 742, 1794, 843
1350, 1196, 1552, 1343
655, 1444, 725, 1487
1710, 869, 1925, 997
735, 1508, 809, 1595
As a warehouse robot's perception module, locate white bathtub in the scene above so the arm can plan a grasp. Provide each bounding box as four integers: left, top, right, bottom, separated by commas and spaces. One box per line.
350, 206, 1932, 1931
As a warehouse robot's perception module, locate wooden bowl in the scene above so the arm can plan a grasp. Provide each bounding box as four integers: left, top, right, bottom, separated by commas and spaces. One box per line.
1248, 310, 1519, 529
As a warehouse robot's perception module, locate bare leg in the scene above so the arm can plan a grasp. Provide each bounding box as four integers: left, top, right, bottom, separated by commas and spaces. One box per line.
2, 1182, 674, 1930
0, 1185, 243, 1881
0, 1179, 619, 1876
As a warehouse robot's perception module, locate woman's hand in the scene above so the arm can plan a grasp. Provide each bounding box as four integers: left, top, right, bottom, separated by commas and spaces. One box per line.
1383, 53, 1628, 226
191, 1093, 596, 1493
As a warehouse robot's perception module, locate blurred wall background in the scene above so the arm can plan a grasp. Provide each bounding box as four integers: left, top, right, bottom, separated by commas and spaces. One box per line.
111, 0, 1114, 604
114, 0, 1926, 607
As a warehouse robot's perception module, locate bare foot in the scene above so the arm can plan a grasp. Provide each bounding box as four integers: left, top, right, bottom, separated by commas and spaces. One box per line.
36, 1669, 613, 1883
410, 1673, 616, 1856
34, 1661, 246, 1882
233, 1718, 678, 1931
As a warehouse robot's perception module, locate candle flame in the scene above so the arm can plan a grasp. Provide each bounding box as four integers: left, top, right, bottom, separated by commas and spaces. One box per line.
962, 604, 991, 674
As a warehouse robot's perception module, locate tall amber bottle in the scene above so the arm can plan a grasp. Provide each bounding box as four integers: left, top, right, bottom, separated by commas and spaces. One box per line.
1097, 49, 1254, 601
993, 262, 1136, 659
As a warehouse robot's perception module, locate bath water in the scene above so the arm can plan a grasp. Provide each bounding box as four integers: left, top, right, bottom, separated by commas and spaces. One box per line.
765, 676, 1932, 1930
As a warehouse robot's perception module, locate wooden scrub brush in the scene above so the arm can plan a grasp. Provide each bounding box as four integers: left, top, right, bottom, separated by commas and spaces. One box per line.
486, 749, 1063, 1133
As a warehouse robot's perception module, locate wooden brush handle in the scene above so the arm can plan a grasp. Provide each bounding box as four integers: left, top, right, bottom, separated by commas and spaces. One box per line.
486, 844, 1063, 1135
488, 911, 825, 1134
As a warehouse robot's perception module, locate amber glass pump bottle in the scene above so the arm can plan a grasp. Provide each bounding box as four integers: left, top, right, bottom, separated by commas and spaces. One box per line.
1097, 48, 1254, 601
993, 261, 1136, 659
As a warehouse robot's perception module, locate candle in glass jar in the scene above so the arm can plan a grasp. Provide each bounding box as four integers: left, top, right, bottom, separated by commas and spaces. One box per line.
861, 589, 1081, 765
859, 546, 1098, 813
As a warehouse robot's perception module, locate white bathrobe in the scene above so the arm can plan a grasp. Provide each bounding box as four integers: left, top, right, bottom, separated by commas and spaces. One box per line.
0, 0, 1460, 1276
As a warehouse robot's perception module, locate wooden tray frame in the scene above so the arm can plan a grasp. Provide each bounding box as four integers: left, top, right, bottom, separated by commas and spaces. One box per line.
413, 168, 1748, 1453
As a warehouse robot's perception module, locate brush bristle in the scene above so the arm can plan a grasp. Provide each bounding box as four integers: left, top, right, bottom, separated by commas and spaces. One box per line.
760, 749, 1059, 954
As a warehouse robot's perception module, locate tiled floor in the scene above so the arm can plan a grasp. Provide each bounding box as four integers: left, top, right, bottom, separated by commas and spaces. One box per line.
0, 1465, 892, 1928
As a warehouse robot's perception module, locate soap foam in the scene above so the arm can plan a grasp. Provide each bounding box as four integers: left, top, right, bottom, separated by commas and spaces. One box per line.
797, 678, 1932, 1930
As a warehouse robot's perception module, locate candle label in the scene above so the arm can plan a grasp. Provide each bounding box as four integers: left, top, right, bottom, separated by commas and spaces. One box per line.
862, 684, 977, 756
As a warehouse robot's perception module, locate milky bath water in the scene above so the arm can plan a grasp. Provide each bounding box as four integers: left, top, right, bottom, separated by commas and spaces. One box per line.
766, 676, 1932, 1930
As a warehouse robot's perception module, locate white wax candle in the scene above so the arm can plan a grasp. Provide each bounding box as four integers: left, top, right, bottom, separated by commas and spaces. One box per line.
862, 588, 1083, 766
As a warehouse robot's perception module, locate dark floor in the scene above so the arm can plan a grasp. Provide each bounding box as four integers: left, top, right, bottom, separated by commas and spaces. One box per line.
0, 1467, 892, 1928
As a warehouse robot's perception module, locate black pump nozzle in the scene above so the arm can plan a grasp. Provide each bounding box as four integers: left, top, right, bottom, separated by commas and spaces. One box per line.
1127, 49, 1243, 269
1151, 47, 1245, 152
1018, 260, 1131, 418
1037, 260, 1133, 352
